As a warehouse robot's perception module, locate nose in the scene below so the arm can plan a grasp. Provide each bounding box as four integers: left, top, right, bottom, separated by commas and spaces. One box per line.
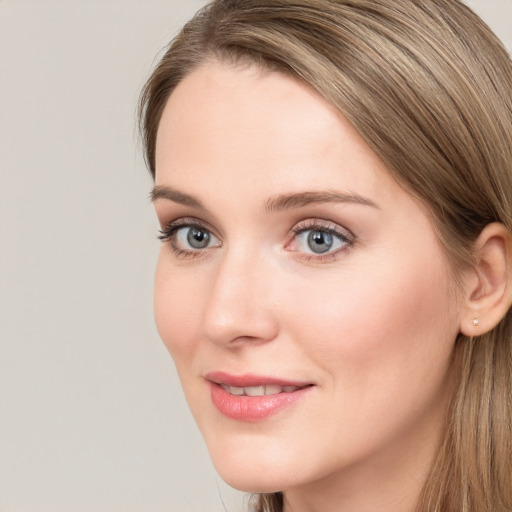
202, 248, 279, 347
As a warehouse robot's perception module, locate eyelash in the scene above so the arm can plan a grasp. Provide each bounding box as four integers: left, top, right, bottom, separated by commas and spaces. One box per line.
158, 218, 355, 262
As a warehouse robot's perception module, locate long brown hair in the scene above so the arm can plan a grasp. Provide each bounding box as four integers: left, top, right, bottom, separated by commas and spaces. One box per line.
139, 1, 512, 510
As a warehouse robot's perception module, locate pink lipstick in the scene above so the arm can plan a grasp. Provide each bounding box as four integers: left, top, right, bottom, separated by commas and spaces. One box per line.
206, 372, 313, 421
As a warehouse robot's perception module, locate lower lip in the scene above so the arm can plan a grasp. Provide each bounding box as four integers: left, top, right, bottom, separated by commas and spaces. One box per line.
209, 383, 312, 421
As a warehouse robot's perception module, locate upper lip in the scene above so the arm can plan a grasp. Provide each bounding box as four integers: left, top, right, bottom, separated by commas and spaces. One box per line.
205, 371, 313, 388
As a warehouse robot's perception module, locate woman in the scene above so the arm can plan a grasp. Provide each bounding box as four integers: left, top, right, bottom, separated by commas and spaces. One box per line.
139, 1, 512, 511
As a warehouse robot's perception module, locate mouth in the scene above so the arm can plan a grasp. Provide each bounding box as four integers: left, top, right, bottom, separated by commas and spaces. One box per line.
219, 383, 307, 396
205, 372, 314, 421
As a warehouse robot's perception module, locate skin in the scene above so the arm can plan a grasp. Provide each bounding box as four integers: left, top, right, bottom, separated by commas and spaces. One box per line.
152, 61, 464, 512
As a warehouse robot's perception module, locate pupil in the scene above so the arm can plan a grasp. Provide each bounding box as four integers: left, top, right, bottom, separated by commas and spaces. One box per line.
187, 228, 210, 249
307, 230, 332, 254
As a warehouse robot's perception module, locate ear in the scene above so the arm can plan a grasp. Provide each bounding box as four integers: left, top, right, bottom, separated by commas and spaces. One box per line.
460, 222, 512, 336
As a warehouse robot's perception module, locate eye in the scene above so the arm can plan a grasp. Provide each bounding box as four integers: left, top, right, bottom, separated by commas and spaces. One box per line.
299, 230, 338, 254
158, 219, 220, 258
177, 226, 213, 249
286, 220, 354, 260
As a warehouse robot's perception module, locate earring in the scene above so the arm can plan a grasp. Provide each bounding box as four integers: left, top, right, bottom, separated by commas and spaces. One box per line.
473, 318, 479, 326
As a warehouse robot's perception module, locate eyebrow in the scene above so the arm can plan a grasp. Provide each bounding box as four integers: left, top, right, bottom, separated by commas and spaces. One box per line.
151, 185, 205, 209
151, 185, 379, 212
264, 191, 380, 212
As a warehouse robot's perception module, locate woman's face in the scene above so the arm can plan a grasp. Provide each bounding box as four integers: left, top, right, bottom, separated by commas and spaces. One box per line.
153, 62, 462, 495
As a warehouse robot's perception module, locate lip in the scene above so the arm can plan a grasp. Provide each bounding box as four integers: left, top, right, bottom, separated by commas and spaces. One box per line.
206, 371, 311, 388
205, 372, 314, 422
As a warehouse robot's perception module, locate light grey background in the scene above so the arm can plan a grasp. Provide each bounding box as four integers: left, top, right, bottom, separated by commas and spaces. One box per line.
0, 1, 510, 511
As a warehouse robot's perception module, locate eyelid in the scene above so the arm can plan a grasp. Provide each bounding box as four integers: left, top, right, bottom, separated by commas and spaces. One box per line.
289, 218, 354, 239
159, 217, 218, 238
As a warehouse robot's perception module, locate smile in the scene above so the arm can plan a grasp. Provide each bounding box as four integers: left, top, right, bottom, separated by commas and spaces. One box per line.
206, 372, 314, 421
220, 384, 304, 396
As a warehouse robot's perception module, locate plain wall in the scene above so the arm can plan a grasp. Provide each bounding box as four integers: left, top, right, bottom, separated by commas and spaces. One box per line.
1, 1, 510, 511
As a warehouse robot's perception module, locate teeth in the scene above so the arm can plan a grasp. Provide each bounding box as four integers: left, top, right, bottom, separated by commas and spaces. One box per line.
245, 385, 265, 397
229, 386, 244, 396
264, 385, 283, 395
220, 384, 301, 396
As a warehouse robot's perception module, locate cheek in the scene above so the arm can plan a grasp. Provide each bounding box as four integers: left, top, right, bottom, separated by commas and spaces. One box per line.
283, 248, 459, 393
153, 254, 198, 361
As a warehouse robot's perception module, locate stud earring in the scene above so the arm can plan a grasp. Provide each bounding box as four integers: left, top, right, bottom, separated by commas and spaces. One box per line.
473, 318, 479, 327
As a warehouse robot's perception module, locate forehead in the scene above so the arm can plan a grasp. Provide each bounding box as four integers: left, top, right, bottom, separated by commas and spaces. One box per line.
155, 61, 398, 207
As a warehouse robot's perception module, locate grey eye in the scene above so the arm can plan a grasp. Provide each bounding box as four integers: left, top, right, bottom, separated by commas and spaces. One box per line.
187, 227, 211, 249
294, 227, 349, 256
173, 225, 218, 251
307, 230, 333, 254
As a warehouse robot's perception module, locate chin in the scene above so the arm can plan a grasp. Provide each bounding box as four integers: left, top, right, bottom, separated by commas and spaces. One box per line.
219, 472, 283, 494
215, 467, 289, 494
203, 433, 313, 494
